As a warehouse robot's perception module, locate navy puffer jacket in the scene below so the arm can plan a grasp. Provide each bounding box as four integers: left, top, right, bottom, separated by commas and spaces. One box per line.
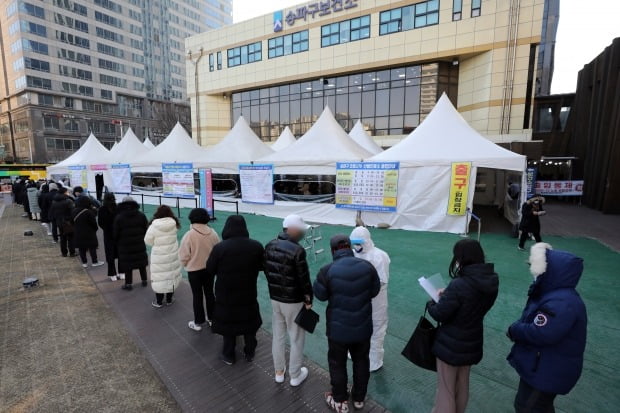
313, 249, 380, 344
508, 247, 587, 395
264, 232, 313, 304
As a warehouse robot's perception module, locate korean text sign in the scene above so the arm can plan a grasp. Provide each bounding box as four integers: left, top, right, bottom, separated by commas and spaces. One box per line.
68, 165, 88, 190
239, 164, 274, 204
162, 163, 194, 199
336, 162, 399, 212
447, 162, 472, 216
535, 180, 583, 196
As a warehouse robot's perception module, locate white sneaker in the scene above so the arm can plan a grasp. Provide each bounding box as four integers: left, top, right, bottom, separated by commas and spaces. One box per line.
109, 276, 118, 281
188, 321, 202, 331
275, 368, 286, 384
117, 273, 125, 280
290, 367, 308, 387
47, 231, 52, 236
82, 263, 88, 268
92, 261, 105, 267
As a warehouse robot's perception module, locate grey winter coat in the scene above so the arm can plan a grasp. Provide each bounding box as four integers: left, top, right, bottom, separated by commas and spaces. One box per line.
26, 187, 41, 214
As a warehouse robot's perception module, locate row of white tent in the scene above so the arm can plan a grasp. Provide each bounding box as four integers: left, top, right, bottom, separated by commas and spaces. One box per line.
47, 94, 526, 233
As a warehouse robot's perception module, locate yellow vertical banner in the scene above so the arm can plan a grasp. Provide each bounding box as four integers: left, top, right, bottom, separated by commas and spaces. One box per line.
447, 162, 472, 216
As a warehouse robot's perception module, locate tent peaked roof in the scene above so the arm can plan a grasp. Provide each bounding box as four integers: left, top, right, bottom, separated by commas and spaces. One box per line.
143, 136, 156, 149
271, 126, 297, 151
203, 116, 274, 164
52, 133, 112, 167
370, 94, 525, 171
258, 107, 372, 171
349, 120, 383, 155
109, 127, 149, 163
131, 122, 208, 166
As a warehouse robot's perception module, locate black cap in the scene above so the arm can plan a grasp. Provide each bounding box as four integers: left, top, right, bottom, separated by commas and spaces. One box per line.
330, 234, 351, 252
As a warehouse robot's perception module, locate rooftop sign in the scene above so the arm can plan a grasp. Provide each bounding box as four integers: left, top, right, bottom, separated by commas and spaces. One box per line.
274, 0, 359, 31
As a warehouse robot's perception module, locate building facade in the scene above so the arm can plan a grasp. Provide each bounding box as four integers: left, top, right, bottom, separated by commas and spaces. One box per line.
186, 0, 555, 147
0, 0, 232, 164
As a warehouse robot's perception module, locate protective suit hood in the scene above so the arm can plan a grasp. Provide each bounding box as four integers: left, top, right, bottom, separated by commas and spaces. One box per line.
350, 226, 375, 251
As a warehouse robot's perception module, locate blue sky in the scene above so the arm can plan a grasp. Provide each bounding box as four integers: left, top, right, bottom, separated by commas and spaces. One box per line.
233, 0, 620, 94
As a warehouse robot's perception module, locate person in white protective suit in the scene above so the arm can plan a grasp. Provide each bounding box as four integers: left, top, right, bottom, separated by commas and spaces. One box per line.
349, 226, 390, 372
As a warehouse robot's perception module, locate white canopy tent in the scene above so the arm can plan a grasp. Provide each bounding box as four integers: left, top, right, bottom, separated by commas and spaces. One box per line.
109, 127, 150, 163
258, 107, 373, 174
271, 126, 297, 151
131, 122, 209, 172
349, 120, 383, 155
47, 133, 114, 190
363, 93, 527, 232
202, 116, 274, 173
143, 137, 156, 149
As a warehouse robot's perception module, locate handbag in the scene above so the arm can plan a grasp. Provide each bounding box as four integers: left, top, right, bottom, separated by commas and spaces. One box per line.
294, 306, 320, 334
401, 307, 437, 371
61, 219, 74, 235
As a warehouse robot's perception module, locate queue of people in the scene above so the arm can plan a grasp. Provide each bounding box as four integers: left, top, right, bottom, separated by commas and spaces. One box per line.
25, 186, 586, 413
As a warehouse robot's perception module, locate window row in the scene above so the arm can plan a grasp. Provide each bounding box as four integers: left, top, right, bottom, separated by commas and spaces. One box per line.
268, 30, 309, 59
59, 65, 93, 81
11, 38, 48, 55
95, 10, 123, 28
379, 0, 439, 35
44, 117, 80, 132
46, 138, 82, 151
53, 0, 87, 17
321, 15, 370, 47
56, 30, 90, 49
94, 0, 122, 13
9, 20, 47, 37
227, 42, 262, 68
58, 48, 91, 65
13, 57, 50, 73
208, 52, 222, 71
54, 13, 89, 33
96, 27, 124, 44
61, 82, 93, 96
98, 58, 126, 74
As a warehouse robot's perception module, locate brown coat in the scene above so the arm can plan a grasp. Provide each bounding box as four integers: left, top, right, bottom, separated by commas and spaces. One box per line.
178, 224, 220, 271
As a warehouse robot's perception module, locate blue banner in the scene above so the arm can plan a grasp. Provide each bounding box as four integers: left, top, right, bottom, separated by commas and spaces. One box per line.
526, 167, 538, 199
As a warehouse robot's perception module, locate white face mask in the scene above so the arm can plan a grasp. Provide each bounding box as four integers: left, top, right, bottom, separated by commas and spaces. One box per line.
353, 245, 363, 253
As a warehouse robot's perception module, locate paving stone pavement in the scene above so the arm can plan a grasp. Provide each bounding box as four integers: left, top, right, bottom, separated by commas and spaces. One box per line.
0, 204, 180, 413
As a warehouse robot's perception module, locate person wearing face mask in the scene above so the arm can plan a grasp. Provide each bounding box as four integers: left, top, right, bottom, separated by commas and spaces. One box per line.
349, 226, 390, 373
506, 243, 587, 413
264, 214, 314, 386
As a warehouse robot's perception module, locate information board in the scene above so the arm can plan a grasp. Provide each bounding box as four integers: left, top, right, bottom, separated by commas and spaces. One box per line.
162, 163, 194, 198
68, 165, 87, 190
110, 164, 131, 193
239, 164, 274, 204
447, 162, 472, 216
335, 162, 399, 212
199, 168, 214, 215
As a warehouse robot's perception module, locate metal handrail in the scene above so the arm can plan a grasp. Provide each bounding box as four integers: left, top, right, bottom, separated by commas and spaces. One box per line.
464, 208, 482, 242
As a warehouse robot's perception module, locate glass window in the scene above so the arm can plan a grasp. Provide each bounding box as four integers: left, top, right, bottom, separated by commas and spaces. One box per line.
217, 52, 222, 70
453, 0, 463, 21
380, 1, 439, 35
209, 54, 214, 71
471, 0, 481, 17
228, 42, 262, 67
268, 30, 308, 59
322, 15, 370, 47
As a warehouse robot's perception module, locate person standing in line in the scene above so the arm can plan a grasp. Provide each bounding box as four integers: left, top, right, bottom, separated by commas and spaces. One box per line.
518, 194, 546, 251
38, 183, 52, 235
507, 243, 587, 413
206, 215, 264, 365
45, 183, 60, 242
114, 196, 149, 291
314, 235, 380, 413
264, 214, 314, 386
20, 179, 30, 218
178, 208, 220, 331
426, 239, 499, 413
26, 181, 40, 220
49, 187, 76, 257
349, 226, 391, 373
144, 205, 182, 308
98, 193, 123, 281
72, 196, 105, 268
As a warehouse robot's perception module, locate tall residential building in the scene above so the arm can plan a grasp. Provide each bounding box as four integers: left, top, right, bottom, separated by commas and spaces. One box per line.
0, 0, 232, 164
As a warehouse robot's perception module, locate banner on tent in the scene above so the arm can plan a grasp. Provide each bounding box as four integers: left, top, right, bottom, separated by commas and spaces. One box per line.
447, 162, 472, 216
110, 164, 131, 193
526, 167, 538, 199
162, 163, 194, 198
335, 162, 399, 212
90, 164, 107, 171
68, 165, 87, 190
535, 180, 583, 196
199, 169, 214, 215
239, 164, 274, 204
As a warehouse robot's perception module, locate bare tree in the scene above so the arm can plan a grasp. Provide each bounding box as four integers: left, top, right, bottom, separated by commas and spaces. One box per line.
151, 102, 191, 136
